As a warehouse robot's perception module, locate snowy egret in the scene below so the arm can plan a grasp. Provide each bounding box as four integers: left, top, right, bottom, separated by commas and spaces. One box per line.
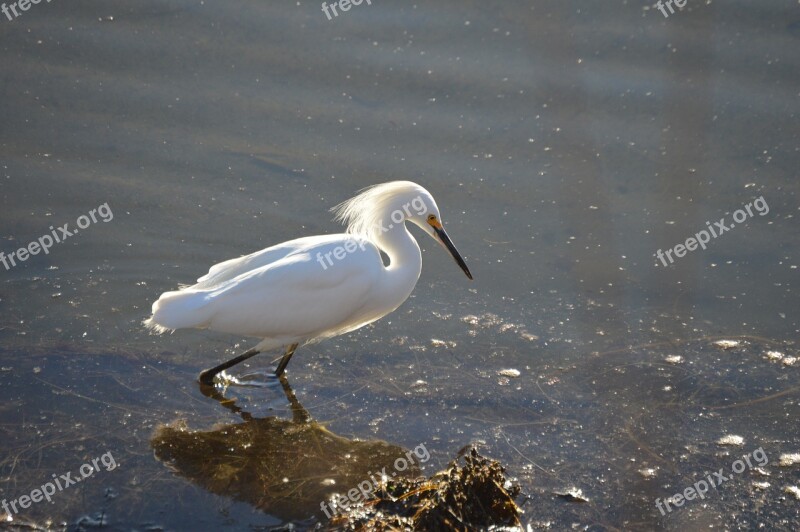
145, 181, 472, 384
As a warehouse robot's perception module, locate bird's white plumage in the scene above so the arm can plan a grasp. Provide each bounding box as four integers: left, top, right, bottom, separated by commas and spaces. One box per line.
332, 180, 436, 241
145, 181, 469, 357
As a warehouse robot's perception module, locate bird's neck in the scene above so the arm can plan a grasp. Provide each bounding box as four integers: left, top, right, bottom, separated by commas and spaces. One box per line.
373, 223, 422, 302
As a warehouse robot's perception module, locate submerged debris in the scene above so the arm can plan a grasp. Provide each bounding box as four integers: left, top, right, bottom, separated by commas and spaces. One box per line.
554, 487, 589, 503
328, 447, 521, 530
431, 338, 457, 348
765, 350, 785, 361
784, 486, 800, 500
638, 467, 657, 479
461, 313, 538, 342
760, 349, 797, 365
717, 435, 745, 446
713, 339, 741, 350
778, 453, 800, 467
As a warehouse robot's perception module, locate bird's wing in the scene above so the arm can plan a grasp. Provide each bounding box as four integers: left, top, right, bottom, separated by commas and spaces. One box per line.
200, 236, 385, 340
192, 234, 345, 290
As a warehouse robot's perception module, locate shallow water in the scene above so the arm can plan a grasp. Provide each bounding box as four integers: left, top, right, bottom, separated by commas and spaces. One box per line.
1, 0, 798, 530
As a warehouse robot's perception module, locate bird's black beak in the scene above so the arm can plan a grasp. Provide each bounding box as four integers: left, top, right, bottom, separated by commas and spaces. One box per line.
434, 225, 473, 280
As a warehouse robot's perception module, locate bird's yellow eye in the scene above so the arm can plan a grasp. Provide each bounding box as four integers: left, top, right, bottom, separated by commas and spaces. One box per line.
427, 214, 442, 229
427, 215, 436, 222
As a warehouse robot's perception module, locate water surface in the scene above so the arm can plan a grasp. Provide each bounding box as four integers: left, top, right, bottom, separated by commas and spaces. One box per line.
1, 0, 798, 529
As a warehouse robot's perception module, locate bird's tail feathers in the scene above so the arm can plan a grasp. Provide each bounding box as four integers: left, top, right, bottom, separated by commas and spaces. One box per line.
145, 288, 213, 333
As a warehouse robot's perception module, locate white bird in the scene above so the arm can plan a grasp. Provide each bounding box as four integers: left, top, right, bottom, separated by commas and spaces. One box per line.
145, 181, 472, 385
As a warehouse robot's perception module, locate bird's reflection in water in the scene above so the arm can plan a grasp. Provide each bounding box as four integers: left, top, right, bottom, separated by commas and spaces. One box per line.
151, 376, 419, 522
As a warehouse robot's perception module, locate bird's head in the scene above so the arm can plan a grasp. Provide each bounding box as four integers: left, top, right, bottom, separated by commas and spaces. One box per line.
333, 181, 472, 280
405, 197, 473, 281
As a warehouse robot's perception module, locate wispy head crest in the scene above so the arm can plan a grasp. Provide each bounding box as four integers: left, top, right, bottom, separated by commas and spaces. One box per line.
332, 181, 432, 240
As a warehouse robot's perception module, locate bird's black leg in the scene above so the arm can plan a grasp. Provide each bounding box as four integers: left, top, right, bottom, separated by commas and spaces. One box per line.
274, 343, 299, 376
198, 347, 260, 385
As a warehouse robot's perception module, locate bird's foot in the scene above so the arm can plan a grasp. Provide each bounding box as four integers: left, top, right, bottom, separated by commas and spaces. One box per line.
225, 370, 281, 388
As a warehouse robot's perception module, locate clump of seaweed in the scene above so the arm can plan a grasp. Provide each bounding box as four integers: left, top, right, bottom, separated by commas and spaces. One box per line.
328, 447, 521, 531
